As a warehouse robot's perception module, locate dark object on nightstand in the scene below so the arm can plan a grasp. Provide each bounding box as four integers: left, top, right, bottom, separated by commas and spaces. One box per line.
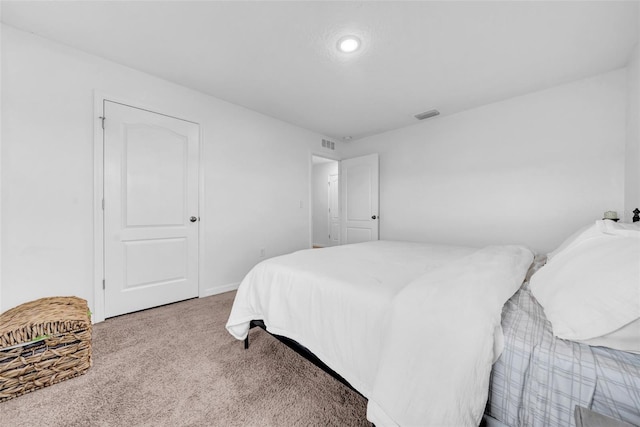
603, 218, 620, 222
633, 208, 640, 223
574, 406, 635, 427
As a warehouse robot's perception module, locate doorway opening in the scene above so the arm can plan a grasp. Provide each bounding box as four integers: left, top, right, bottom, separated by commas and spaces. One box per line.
311, 155, 340, 248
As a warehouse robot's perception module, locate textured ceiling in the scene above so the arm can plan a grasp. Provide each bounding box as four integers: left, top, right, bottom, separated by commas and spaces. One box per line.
2, 1, 638, 141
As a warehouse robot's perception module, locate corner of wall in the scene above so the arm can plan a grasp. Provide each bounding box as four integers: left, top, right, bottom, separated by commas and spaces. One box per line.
0, 17, 4, 313
624, 39, 640, 221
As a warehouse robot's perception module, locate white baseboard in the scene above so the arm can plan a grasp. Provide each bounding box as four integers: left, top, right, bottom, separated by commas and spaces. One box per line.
201, 282, 240, 298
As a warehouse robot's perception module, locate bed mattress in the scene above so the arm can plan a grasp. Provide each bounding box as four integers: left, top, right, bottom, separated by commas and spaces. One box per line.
487, 282, 640, 427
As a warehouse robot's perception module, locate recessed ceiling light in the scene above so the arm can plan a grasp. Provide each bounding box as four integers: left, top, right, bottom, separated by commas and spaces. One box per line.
337, 36, 361, 53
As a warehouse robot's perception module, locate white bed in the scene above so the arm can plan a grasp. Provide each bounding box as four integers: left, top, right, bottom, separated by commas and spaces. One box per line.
226, 240, 533, 426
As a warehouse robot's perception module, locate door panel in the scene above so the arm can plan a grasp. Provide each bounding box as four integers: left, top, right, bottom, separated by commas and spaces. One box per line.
341, 153, 379, 244
124, 126, 187, 227
104, 101, 199, 318
345, 164, 372, 220
346, 228, 372, 244
124, 238, 187, 289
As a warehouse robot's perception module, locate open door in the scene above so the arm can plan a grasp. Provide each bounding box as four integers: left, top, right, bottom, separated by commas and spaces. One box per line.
340, 153, 379, 244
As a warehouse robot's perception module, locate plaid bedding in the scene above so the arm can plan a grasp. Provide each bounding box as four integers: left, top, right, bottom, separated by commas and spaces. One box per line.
487, 283, 640, 427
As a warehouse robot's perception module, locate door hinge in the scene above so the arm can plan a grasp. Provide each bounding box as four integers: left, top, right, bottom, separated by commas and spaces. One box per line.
102, 279, 105, 290
99, 116, 106, 129
102, 199, 105, 210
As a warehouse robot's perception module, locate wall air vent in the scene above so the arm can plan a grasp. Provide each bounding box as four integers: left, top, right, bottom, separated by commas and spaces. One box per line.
321, 139, 336, 150
414, 109, 440, 120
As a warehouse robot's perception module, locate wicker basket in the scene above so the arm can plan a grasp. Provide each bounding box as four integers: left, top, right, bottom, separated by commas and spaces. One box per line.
0, 296, 92, 402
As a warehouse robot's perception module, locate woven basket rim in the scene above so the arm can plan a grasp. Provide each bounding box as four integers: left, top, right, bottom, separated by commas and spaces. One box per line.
0, 296, 91, 348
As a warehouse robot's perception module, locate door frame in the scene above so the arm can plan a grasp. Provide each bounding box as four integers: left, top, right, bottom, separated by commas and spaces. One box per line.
308, 152, 341, 248
92, 91, 204, 323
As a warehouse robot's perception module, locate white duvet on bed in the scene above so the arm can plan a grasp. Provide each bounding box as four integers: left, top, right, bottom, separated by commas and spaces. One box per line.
367, 245, 533, 426
226, 240, 477, 397
226, 240, 533, 426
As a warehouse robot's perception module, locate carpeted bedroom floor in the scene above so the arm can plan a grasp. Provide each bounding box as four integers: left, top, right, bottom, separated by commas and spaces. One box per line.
0, 291, 370, 426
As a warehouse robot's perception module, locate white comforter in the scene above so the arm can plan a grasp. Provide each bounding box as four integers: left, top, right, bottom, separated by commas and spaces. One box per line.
226, 241, 533, 426
367, 244, 533, 426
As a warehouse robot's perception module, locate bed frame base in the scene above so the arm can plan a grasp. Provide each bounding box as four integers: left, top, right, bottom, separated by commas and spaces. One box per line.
244, 320, 364, 398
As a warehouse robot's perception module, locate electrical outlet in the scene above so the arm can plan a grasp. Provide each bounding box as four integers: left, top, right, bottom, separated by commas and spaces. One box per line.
260, 248, 265, 258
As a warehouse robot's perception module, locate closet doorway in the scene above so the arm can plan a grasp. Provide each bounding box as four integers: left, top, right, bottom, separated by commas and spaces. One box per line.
311, 155, 340, 248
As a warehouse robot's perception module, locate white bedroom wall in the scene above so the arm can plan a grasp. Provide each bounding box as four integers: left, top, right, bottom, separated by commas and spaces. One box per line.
0, 5, 4, 313
625, 38, 640, 221
0, 24, 339, 314
342, 70, 627, 254
0, 6, 3, 313
312, 160, 339, 247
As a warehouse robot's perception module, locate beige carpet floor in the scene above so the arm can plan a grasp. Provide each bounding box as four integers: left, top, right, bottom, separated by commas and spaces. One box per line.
1, 291, 370, 426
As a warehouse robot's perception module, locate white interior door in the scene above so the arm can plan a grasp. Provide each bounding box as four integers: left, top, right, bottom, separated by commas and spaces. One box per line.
340, 153, 379, 244
328, 173, 340, 246
103, 101, 199, 318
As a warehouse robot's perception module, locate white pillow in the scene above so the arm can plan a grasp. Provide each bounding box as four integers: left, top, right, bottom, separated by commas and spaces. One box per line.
580, 317, 640, 354
546, 222, 596, 262
598, 218, 640, 235
547, 220, 640, 263
531, 221, 640, 351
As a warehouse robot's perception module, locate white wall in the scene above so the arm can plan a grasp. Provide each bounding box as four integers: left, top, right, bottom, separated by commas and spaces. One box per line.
0, 6, 3, 312
0, 24, 340, 315
312, 160, 339, 246
343, 70, 627, 254
625, 39, 640, 220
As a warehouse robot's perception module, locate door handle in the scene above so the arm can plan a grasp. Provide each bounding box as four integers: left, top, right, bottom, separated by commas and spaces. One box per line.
371, 215, 378, 220
190, 216, 198, 223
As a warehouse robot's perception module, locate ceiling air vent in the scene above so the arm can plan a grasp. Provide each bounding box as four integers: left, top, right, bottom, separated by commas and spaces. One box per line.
414, 109, 440, 120
321, 139, 335, 150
